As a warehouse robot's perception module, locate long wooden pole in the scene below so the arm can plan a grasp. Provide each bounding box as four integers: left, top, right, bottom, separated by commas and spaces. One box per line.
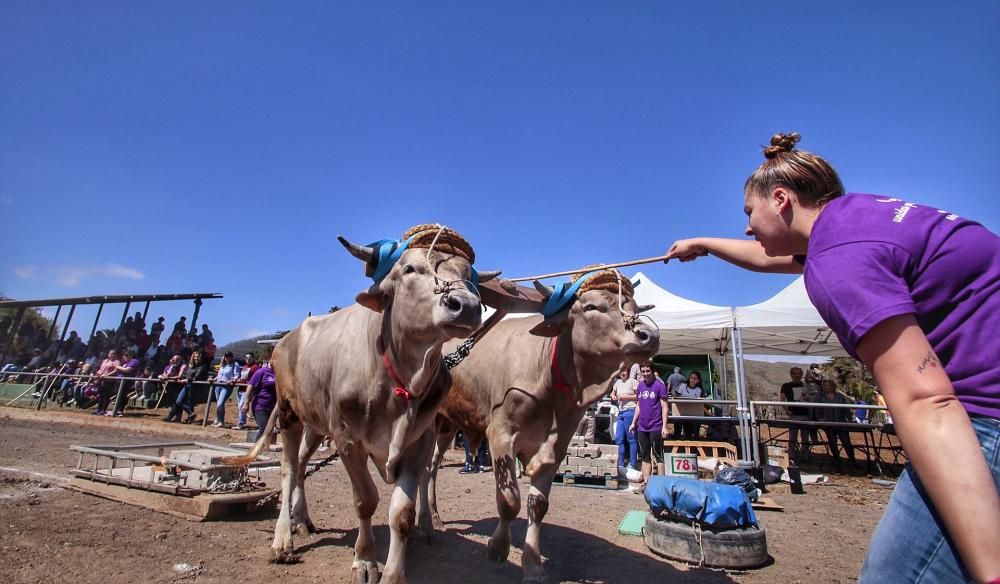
506, 254, 671, 282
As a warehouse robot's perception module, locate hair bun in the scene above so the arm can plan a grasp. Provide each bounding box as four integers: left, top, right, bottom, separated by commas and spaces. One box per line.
763, 132, 801, 159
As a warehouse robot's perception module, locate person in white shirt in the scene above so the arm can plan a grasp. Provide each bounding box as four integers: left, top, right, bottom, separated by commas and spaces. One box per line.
674, 370, 705, 440
611, 367, 639, 470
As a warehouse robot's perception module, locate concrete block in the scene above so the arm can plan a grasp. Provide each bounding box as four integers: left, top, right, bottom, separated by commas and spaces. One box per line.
577, 465, 598, 476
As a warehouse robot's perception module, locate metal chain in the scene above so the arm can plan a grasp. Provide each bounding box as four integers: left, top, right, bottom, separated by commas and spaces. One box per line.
443, 338, 476, 370
247, 449, 340, 511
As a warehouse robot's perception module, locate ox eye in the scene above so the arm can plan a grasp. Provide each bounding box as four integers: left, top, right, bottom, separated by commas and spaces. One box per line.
402, 264, 416, 274
583, 304, 601, 312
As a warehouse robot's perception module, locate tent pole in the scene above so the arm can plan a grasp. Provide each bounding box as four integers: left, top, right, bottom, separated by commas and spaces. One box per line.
732, 327, 756, 469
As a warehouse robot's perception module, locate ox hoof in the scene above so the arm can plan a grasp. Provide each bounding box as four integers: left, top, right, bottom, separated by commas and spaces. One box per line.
351, 560, 380, 584
293, 521, 317, 536
380, 572, 407, 584
486, 537, 510, 563
269, 548, 301, 564
431, 513, 445, 531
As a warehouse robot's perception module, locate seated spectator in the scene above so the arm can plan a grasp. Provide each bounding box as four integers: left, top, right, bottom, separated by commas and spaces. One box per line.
144, 341, 161, 366
158, 354, 187, 407
164, 351, 209, 424
236, 353, 260, 430
674, 370, 705, 440
816, 380, 857, 468
135, 328, 151, 355
58, 360, 82, 404
93, 349, 122, 416
210, 352, 241, 427
83, 350, 100, 369
66, 331, 87, 361
165, 330, 184, 356
107, 348, 141, 417
202, 337, 217, 364
140, 366, 159, 401
71, 363, 97, 407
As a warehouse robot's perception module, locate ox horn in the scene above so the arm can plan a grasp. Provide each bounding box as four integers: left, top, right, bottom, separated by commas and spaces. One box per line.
637, 304, 655, 313
477, 269, 501, 282
337, 236, 376, 263
532, 279, 554, 299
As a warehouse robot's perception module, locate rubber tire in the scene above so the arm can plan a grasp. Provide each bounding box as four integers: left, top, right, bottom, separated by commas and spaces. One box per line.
643, 513, 768, 569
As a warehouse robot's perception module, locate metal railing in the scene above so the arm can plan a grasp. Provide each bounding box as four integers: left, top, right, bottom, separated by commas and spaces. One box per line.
2, 369, 249, 428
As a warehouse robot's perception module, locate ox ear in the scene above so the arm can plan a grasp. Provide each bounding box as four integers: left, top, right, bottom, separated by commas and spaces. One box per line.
477, 269, 501, 283
529, 310, 569, 337
356, 285, 386, 313
637, 304, 655, 313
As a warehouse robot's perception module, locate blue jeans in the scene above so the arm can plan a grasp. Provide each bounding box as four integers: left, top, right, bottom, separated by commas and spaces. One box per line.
614, 408, 638, 470
462, 434, 490, 469
860, 415, 1000, 583
213, 385, 233, 423
236, 390, 248, 427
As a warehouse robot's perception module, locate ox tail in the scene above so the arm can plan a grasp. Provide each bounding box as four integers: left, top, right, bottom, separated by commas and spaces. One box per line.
221, 406, 280, 466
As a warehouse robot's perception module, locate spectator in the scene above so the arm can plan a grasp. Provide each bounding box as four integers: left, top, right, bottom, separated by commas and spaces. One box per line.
144, 341, 161, 366
236, 353, 260, 430
664, 132, 1000, 581
199, 324, 213, 345
611, 367, 639, 471
132, 311, 145, 333
781, 367, 819, 465
629, 362, 670, 488
70, 363, 96, 408
139, 366, 158, 401
172, 316, 187, 336
83, 350, 100, 369
164, 351, 209, 424
107, 348, 141, 417
93, 349, 121, 416
665, 367, 686, 396
158, 354, 187, 408
165, 330, 184, 357
674, 370, 705, 440
210, 352, 241, 427
58, 360, 82, 404
202, 337, 217, 364
459, 435, 491, 474
135, 328, 151, 355
816, 380, 857, 468
241, 361, 276, 434
150, 316, 166, 339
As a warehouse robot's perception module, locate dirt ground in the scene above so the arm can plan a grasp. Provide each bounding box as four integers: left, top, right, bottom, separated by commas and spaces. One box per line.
0, 412, 893, 584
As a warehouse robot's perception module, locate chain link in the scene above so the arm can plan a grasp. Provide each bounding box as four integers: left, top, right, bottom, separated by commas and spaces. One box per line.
442, 338, 476, 370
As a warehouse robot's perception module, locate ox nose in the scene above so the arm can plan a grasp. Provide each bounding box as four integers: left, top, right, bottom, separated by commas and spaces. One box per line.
440, 291, 482, 329
635, 324, 660, 352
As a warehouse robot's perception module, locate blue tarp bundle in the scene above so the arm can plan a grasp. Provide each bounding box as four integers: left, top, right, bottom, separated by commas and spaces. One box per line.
644, 476, 758, 529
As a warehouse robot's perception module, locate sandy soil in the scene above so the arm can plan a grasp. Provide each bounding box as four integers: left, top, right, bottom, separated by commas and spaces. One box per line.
0, 413, 892, 584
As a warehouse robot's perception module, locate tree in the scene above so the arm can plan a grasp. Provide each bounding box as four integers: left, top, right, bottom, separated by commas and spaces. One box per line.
825, 356, 877, 403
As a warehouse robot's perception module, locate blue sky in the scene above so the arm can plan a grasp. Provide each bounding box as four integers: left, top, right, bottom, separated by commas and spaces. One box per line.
2, 2, 998, 345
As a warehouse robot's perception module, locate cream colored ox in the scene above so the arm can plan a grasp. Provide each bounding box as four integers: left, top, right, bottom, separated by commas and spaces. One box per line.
423, 270, 659, 583
227, 225, 498, 584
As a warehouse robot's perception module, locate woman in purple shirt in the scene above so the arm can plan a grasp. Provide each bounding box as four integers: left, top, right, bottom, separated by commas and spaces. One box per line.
628, 363, 670, 488
666, 133, 1000, 583
241, 363, 276, 434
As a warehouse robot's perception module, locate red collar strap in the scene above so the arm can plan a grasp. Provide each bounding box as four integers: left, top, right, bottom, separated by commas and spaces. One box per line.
379, 337, 414, 400
550, 337, 574, 400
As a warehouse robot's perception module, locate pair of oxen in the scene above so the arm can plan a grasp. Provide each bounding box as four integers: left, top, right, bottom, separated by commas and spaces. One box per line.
228, 225, 660, 584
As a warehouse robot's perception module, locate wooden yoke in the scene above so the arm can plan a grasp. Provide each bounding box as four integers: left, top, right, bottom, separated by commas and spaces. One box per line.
478, 279, 546, 313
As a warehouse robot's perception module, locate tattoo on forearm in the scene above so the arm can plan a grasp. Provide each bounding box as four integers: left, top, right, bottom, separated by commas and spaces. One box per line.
916, 350, 940, 374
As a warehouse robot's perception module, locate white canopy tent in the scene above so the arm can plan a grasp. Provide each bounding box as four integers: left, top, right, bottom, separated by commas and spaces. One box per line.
631, 271, 848, 468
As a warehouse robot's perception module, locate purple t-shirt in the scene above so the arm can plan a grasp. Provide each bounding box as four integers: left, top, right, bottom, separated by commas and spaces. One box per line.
248, 366, 277, 413
801, 193, 1000, 419
636, 378, 669, 432
117, 358, 140, 377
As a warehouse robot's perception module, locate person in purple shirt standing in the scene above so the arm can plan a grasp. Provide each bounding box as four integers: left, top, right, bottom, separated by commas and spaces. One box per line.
666, 132, 1000, 584
628, 362, 670, 488
241, 362, 276, 436
108, 348, 141, 417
